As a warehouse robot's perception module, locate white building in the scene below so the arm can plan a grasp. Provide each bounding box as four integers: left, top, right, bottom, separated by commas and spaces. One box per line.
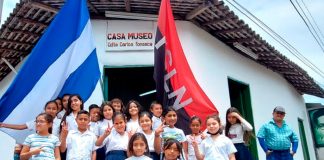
0, 1, 323, 159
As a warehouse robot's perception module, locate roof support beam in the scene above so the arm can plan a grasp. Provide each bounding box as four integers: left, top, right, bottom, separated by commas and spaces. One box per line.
19, 17, 48, 27
124, 0, 131, 12
0, 38, 33, 46
87, 0, 99, 14
215, 27, 242, 34
203, 13, 234, 26
226, 37, 253, 43
0, 47, 27, 53
186, 2, 211, 20
29, 1, 58, 13
6, 28, 40, 37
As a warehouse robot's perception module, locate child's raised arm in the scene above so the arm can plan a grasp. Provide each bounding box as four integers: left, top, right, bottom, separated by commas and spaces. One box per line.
0, 122, 28, 130
59, 122, 68, 152
154, 122, 165, 154
232, 112, 253, 131
192, 138, 204, 160
96, 125, 112, 146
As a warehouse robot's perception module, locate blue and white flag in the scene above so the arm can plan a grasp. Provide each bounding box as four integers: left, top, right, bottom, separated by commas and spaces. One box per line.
0, 0, 100, 143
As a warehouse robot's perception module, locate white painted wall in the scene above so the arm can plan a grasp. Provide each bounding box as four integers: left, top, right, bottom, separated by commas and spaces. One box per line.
90, 20, 316, 160
0, 19, 317, 159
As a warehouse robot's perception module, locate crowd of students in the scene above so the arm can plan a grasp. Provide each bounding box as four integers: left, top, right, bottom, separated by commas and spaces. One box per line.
1, 93, 256, 160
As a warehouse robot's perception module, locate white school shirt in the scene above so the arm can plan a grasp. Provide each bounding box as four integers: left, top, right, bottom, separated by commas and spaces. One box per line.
127, 118, 140, 132
65, 130, 97, 160
52, 117, 61, 137
66, 113, 78, 131
126, 155, 152, 160
200, 135, 237, 160
186, 134, 203, 160
102, 129, 129, 153
57, 110, 66, 119
152, 116, 162, 131
227, 120, 253, 144
97, 119, 113, 136
89, 121, 99, 135
139, 130, 155, 152
23, 133, 60, 160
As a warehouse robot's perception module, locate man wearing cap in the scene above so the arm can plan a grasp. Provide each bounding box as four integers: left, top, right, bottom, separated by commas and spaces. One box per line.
257, 106, 298, 160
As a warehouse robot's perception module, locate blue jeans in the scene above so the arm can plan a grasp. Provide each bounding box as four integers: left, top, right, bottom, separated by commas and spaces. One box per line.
266, 150, 293, 160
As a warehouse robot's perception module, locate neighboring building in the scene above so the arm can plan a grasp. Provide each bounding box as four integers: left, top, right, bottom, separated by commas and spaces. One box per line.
307, 103, 324, 160
0, 1, 323, 159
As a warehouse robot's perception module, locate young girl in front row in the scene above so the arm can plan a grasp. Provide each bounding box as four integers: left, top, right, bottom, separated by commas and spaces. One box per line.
193, 114, 237, 160
162, 139, 184, 160
20, 113, 60, 160
138, 112, 159, 160
96, 101, 115, 160
185, 116, 203, 160
126, 133, 152, 160
225, 107, 253, 160
96, 112, 129, 160
154, 107, 187, 159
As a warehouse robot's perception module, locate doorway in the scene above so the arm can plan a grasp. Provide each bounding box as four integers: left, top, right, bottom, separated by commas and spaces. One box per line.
298, 118, 310, 160
103, 66, 156, 110
228, 78, 258, 160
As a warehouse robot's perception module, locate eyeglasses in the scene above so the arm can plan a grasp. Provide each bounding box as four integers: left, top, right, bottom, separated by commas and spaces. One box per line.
34, 120, 47, 124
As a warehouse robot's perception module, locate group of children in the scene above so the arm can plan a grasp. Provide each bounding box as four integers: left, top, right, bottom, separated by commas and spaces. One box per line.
0, 93, 255, 160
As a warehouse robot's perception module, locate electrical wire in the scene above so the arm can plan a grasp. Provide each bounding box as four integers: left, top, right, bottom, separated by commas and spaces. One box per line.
223, 0, 324, 79
290, 0, 324, 51
300, 0, 324, 44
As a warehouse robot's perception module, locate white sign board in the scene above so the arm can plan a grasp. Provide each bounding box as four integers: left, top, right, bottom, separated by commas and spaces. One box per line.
106, 21, 155, 51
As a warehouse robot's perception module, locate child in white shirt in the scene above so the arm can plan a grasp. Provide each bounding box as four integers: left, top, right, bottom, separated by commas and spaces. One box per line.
150, 101, 163, 131
126, 133, 152, 160
96, 112, 129, 160
60, 110, 97, 160
193, 114, 236, 160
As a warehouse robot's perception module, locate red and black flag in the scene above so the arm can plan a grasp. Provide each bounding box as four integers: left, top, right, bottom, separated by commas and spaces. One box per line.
154, 0, 218, 134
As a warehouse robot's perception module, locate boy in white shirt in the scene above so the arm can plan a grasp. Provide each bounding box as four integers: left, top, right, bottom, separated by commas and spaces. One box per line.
60, 110, 97, 160
150, 101, 163, 131
88, 104, 100, 134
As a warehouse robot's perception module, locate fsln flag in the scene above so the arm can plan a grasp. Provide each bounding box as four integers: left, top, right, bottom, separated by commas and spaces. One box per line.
154, 0, 218, 133
0, 0, 100, 143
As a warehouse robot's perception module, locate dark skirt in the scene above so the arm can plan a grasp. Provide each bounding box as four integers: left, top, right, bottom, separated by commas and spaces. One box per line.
234, 143, 253, 160
96, 146, 106, 160
150, 152, 160, 160
105, 150, 127, 160
60, 151, 66, 160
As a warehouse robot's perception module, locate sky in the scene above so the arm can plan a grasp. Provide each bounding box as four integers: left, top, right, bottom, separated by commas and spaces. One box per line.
231, 0, 324, 104
1, 0, 323, 104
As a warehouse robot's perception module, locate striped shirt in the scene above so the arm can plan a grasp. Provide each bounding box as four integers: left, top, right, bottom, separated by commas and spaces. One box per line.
257, 119, 298, 150
23, 133, 60, 160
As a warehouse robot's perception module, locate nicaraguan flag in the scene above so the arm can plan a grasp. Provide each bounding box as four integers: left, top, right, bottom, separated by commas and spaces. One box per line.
0, 0, 100, 143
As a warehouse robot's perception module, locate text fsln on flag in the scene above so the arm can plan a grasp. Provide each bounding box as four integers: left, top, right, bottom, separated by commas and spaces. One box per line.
154, 0, 218, 134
